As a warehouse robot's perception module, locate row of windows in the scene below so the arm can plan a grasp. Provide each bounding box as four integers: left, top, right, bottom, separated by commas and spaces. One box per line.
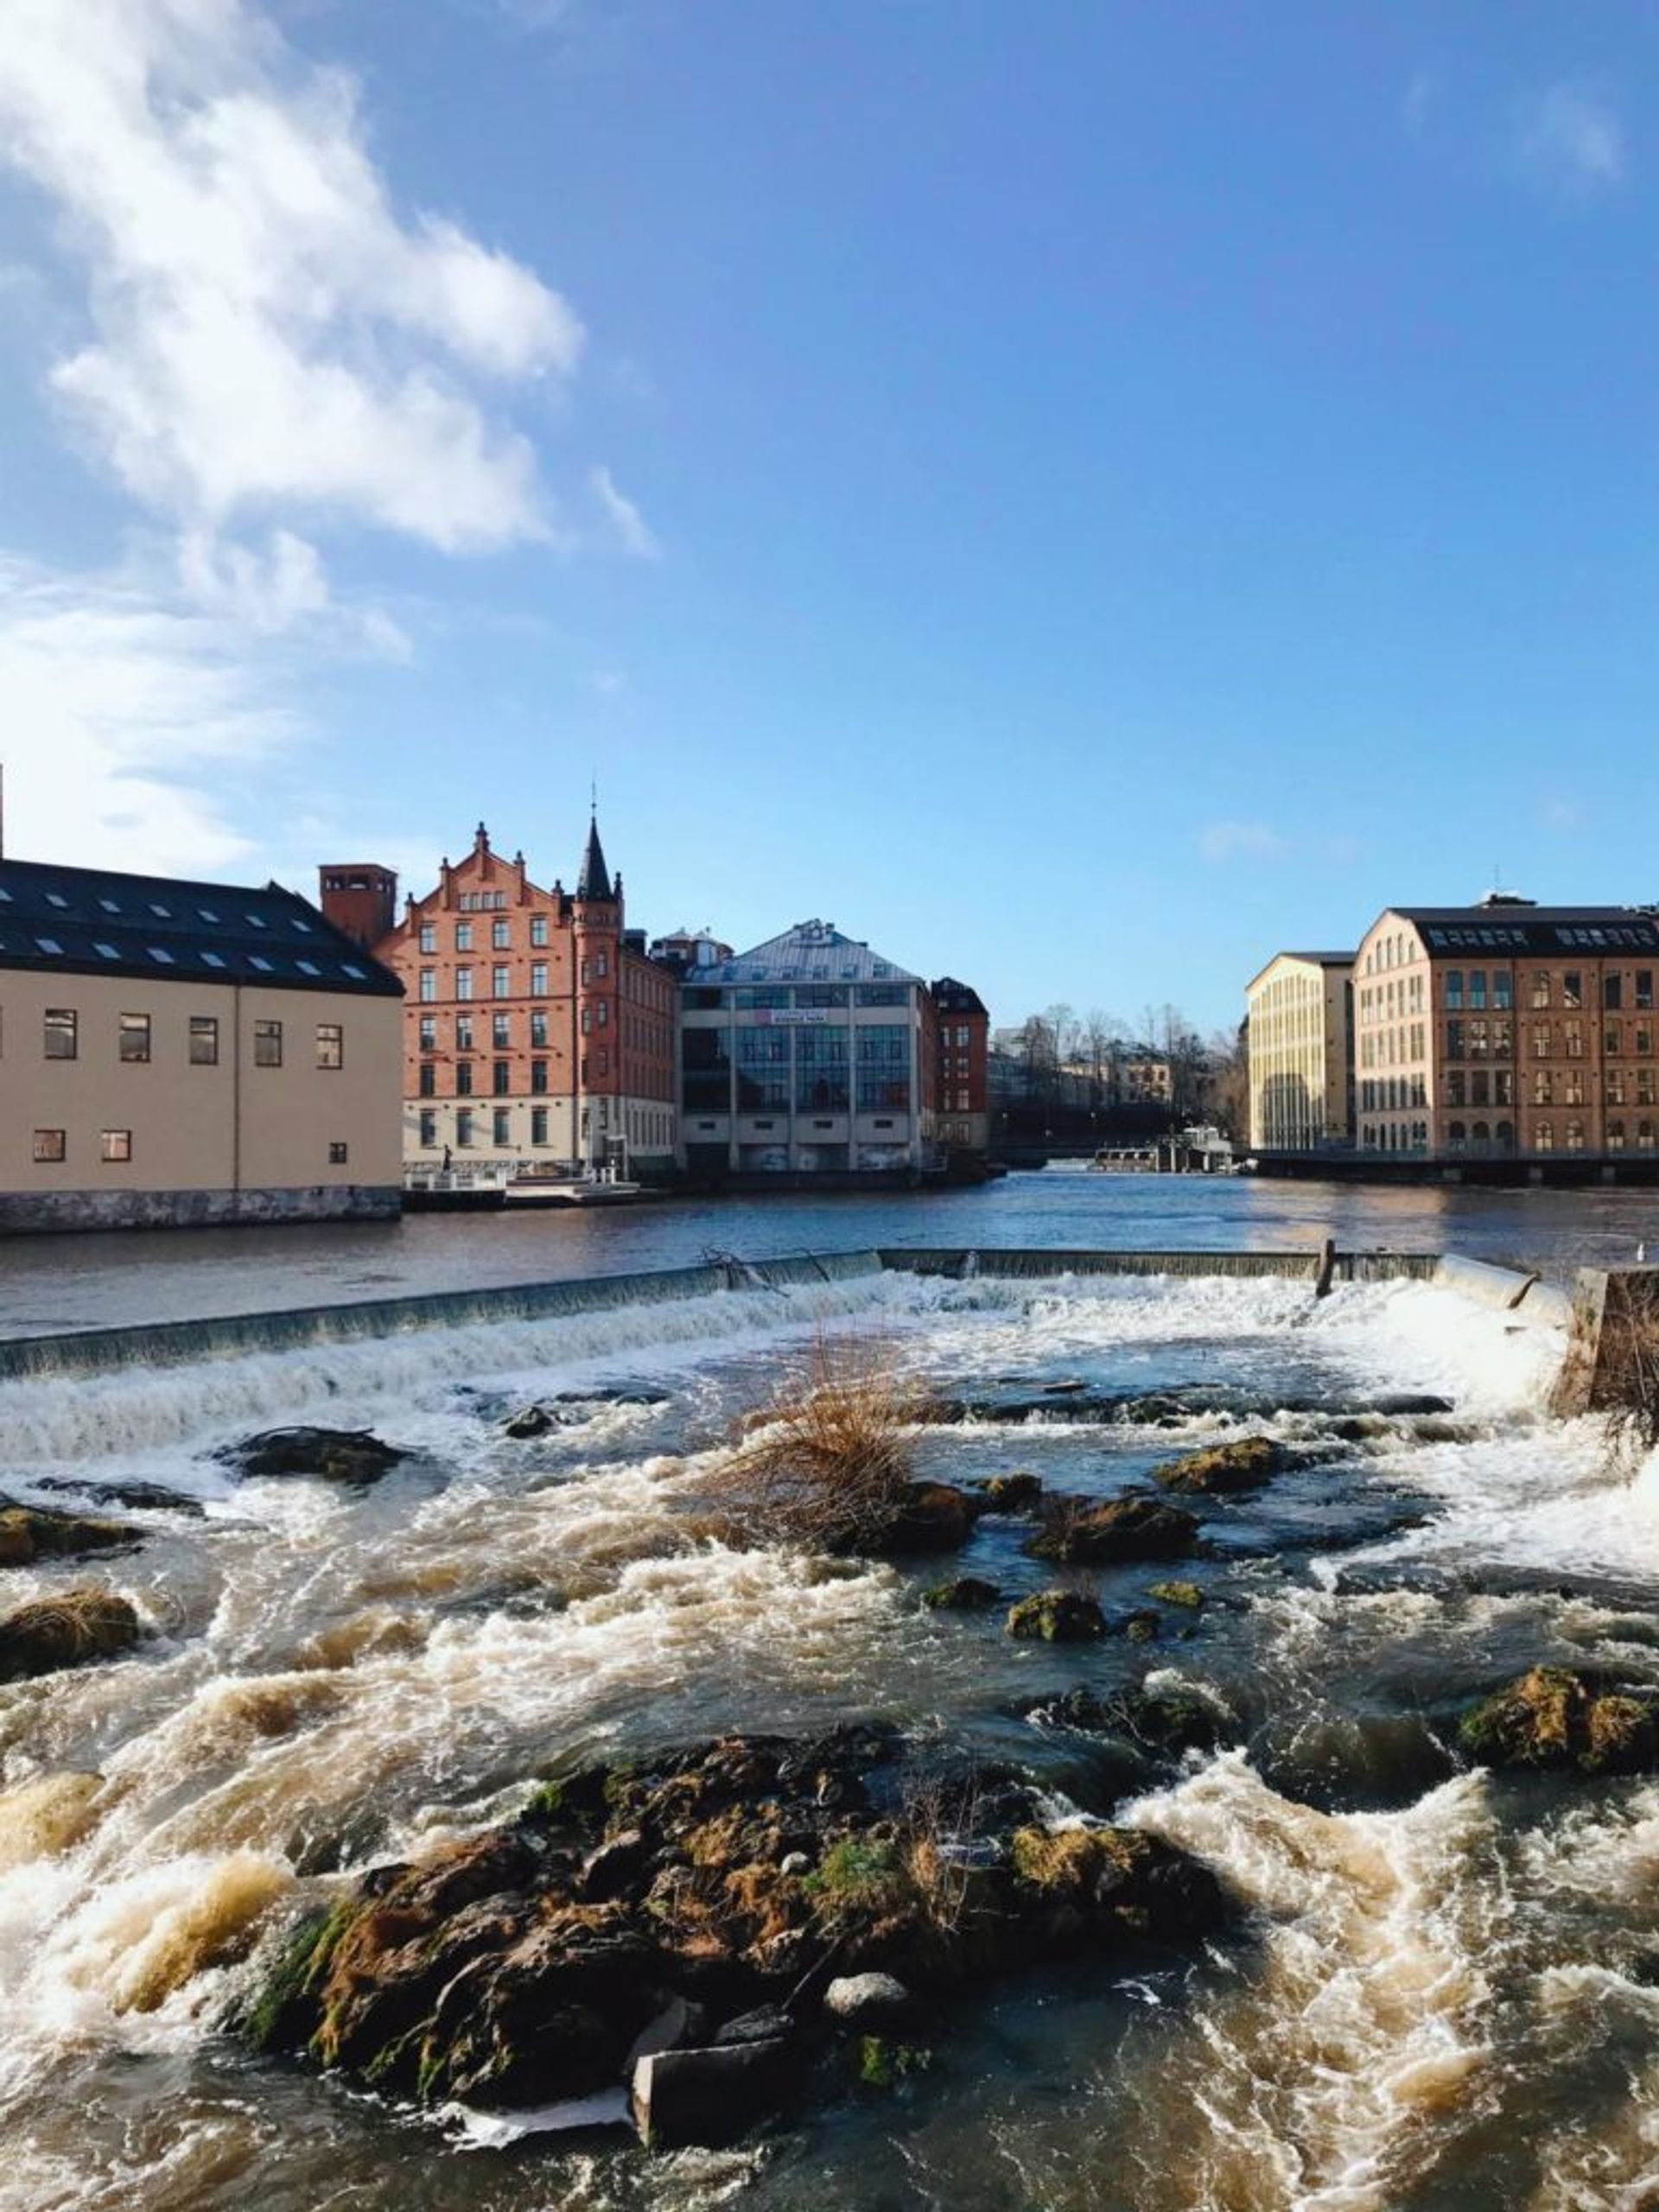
421, 1013, 550, 1052
683, 985, 914, 1011
418, 915, 551, 953
30, 1010, 342, 1068
31, 1129, 349, 1164
418, 1059, 552, 1097
416, 1103, 674, 1150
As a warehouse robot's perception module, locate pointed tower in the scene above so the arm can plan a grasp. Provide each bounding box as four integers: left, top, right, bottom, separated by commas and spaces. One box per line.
572, 811, 624, 1167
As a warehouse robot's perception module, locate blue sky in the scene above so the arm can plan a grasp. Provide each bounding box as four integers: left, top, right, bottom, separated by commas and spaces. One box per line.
2, 2, 1656, 1036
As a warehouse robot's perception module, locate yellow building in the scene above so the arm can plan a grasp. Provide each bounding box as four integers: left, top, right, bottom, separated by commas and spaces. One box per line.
1245, 950, 1353, 1152
0, 858, 404, 1231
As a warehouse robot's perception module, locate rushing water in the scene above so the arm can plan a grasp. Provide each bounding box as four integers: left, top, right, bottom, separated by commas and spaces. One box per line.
4, 1212, 1659, 2207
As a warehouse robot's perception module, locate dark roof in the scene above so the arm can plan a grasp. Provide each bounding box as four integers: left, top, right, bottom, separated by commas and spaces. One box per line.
575, 817, 613, 902
931, 976, 988, 1014
1283, 950, 1352, 967
1383, 906, 1659, 957
695, 920, 921, 988
0, 857, 403, 995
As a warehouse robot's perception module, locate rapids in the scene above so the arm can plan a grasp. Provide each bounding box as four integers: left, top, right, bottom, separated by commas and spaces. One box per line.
1, 1258, 1656, 2209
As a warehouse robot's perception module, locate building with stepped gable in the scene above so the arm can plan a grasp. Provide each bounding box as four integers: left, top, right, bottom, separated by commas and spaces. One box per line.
322, 819, 677, 1179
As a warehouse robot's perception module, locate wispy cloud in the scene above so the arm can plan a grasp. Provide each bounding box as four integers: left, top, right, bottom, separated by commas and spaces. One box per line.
1198, 820, 1287, 866
590, 464, 663, 560
1516, 83, 1626, 196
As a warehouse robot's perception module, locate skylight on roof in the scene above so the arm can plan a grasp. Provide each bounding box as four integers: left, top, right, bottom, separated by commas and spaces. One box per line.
147, 945, 175, 964
290, 917, 314, 934
93, 942, 118, 960
198, 906, 219, 923
201, 950, 226, 969
149, 902, 171, 918
45, 893, 67, 909
247, 912, 268, 927
296, 958, 321, 975
98, 897, 118, 912
341, 962, 366, 978
249, 954, 273, 971
0, 887, 11, 903
35, 936, 62, 955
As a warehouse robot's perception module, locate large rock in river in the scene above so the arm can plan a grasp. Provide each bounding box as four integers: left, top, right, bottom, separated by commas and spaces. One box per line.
215, 1428, 407, 1485
0, 1501, 138, 1567
1151, 1436, 1286, 1495
247, 1726, 1234, 2130
1026, 1494, 1200, 1566
1460, 1666, 1659, 1776
0, 1586, 140, 1681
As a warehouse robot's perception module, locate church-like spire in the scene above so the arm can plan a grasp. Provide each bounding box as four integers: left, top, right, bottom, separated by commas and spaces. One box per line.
576, 812, 613, 902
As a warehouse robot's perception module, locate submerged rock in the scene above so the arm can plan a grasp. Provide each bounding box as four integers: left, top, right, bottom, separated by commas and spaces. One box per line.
216, 1427, 407, 1485
501, 1404, 560, 1440
1026, 1494, 1201, 1566
251, 1726, 1233, 2138
874, 1483, 976, 1556
1147, 1580, 1204, 1610
1459, 1667, 1659, 1776
1151, 1437, 1286, 1495
922, 1576, 1003, 1612
1023, 1682, 1233, 1760
0, 1501, 138, 1567
1007, 1590, 1107, 1643
35, 1478, 205, 1518
0, 1586, 140, 1681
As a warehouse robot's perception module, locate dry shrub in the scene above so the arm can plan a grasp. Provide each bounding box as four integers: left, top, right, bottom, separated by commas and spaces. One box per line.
1596, 1282, 1659, 1461
707, 1336, 933, 1553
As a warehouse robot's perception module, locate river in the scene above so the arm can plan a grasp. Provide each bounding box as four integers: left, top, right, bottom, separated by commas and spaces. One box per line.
3, 1181, 1659, 2207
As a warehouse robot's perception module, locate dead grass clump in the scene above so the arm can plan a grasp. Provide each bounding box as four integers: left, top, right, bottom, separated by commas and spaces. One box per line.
709, 1338, 934, 1553
1595, 1282, 1659, 1461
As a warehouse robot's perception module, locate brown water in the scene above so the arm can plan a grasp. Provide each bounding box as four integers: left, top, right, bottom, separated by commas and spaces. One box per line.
3, 1214, 1659, 2208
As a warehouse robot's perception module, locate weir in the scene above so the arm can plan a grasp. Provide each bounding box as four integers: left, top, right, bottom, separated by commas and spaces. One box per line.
0, 1244, 1566, 1383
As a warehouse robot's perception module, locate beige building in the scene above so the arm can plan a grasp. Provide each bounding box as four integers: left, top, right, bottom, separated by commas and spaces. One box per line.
1353, 898, 1659, 1162
1245, 950, 1354, 1152
0, 858, 403, 1232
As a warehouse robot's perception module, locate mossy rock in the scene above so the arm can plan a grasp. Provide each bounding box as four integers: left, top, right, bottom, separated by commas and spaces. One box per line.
1151, 1437, 1285, 1495
244, 1900, 355, 2055
0, 1503, 137, 1568
855, 2035, 931, 2089
1460, 1666, 1659, 1776
979, 1473, 1044, 1514
875, 1484, 975, 1557
1007, 1590, 1107, 1643
1026, 1495, 1200, 1567
0, 1586, 140, 1681
923, 1577, 1003, 1612
1147, 1580, 1204, 1610
1122, 1610, 1160, 1643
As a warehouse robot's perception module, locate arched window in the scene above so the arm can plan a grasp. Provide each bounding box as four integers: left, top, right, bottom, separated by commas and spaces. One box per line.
1472, 1121, 1491, 1144
1609, 1119, 1627, 1151
1640, 1120, 1656, 1151
1448, 1120, 1467, 1148
1497, 1120, 1515, 1147
1567, 1119, 1586, 1152
1536, 1121, 1554, 1151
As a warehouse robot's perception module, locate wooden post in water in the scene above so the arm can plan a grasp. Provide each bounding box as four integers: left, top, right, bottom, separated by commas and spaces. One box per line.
1313, 1236, 1337, 1300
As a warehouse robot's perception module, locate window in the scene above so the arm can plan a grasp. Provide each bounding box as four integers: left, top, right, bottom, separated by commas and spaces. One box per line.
1642, 1120, 1657, 1151
328, 1141, 349, 1165
1535, 1120, 1554, 1152
1639, 971, 1655, 1012
1566, 1118, 1586, 1152
33, 1128, 66, 1162
1446, 1019, 1464, 1060
493, 919, 511, 950
493, 964, 511, 998
531, 962, 549, 997
419, 1109, 437, 1148
1607, 1022, 1623, 1058
456, 1014, 474, 1052
1608, 1070, 1626, 1106
1446, 1069, 1466, 1107
531, 1059, 549, 1094
530, 915, 549, 948
1610, 1119, 1627, 1151
1531, 973, 1550, 1009
419, 1015, 436, 1052
1535, 1071, 1553, 1105
1444, 970, 1464, 1010
1564, 971, 1583, 1009
1565, 1021, 1583, 1059
597, 1000, 608, 1026
456, 966, 474, 1001
418, 1064, 436, 1097
455, 1108, 474, 1147
455, 922, 474, 951
1606, 974, 1624, 1012
43, 1008, 77, 1059
493, 1107, 511, 1146
419, 969, 436, 1002
189, 1016, 219, 1065
96, 1128, 131, 1164
254, 1020, 283, 1067
118, 1013, 151, 1063
493, 1058, 511, 1095
456, 1060, 474, 1096
531, 1009, 548, 1049
1469, 971, 1487, 1011
1533, 1025, 1551, 1059
316, 1022, 344, 1070
419, 924, 437, 954
531, 1105, 549, 1145
1493, 971, 1514, 1010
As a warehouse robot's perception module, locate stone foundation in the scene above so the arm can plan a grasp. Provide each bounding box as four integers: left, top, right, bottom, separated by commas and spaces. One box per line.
0, 1185, 402, 1236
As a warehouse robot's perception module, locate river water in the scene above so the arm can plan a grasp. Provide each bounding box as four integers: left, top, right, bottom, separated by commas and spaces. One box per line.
4, 1180, 1659, 2209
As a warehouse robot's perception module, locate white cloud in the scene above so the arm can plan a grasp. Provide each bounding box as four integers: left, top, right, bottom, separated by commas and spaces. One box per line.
0, 556, 297, 874
590, 464, 662, 560
1516, 83, 1625, 195
0, 0, 584, 553
1198, 820, 1287, 865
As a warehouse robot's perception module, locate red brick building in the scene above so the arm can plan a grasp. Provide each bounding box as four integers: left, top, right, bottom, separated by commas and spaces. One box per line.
321, 820, 677, 1175
928, 977, 990, 1154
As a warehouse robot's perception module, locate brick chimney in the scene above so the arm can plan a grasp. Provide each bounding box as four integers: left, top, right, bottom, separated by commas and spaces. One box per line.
318, 863, 398, 949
